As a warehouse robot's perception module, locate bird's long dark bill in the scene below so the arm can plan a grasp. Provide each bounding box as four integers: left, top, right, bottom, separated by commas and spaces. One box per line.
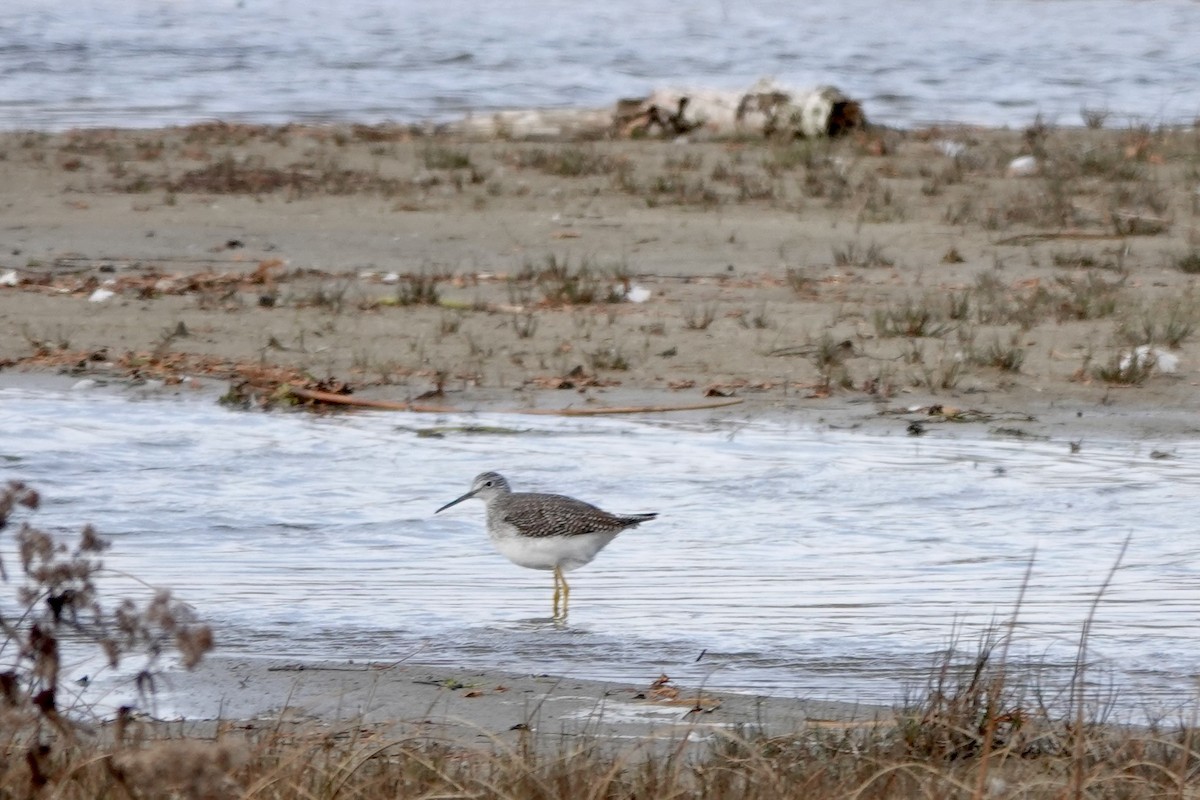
435, 491, 475, 514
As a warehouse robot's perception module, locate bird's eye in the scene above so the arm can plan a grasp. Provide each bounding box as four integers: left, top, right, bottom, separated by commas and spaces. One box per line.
484, 480, 493, 487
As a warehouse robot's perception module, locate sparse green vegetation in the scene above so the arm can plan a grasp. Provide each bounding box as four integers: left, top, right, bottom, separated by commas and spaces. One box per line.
802, 158, 851, 203
911, 345, 963, 390
519, 254, 625, 306
785, 267, 817, 295
1092, 349, 1156, 385
745, 303, 772, 329
421, 143, 473, 170
684, 301, 720, 330
832, 241, 894, 268
663, 152, 704, 171
644, 173, 721, 207
512, 310, 538, 339
811, 332, 854, 392
394, 272, 441, 306
294, 279, 353, 313
588, 344, 631, 371
874, 297, 951, 338
1051, 249, 1116, 271
762, 140, 823, 175
856, 174, 906, 223
1052, 271, 1125, 322
941, 246, 966, 264
959, 270, 1126, 330
973, 333, 1026, 372
1081, 105, 1111, 129
512, 145, 624, 176
1117, 299, 1197, 349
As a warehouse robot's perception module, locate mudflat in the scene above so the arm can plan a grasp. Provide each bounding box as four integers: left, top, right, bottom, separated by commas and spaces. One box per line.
2, 122, 1199, 438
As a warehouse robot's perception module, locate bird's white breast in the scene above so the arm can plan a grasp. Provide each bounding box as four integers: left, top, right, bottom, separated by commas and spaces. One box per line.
489, 522, 619, 572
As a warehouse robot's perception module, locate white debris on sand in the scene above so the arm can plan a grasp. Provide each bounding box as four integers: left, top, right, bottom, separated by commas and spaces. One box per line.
632, 80, 864, 139
448, 80, 865, 141
1006, 155, 1039, 177
1120, 345, 1180, 374
623, 284, 652, 303
934, 140, 967, 158
88, 285, 116, 303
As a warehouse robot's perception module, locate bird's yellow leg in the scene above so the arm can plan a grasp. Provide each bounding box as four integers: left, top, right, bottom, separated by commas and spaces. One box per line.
559, 567, 571, 617
552, 568, 562, 619
552, 566, 572, 620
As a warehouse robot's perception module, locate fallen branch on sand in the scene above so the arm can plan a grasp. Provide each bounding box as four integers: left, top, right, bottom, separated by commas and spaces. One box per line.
287, 385, 743, 415
994, 225, 1166, 245
287, 386, 458, 412
511, 397, 744, 415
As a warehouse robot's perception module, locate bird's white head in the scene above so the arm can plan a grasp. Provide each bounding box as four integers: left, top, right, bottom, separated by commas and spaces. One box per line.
435, 471, 511, 513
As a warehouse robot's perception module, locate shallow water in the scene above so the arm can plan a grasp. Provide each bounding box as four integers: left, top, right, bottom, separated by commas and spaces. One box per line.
3, 386, 1200, 718
3, 0, 1199, 131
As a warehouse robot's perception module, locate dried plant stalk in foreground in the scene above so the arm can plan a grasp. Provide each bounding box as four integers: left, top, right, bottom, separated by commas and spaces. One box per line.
1, 481, 215, 792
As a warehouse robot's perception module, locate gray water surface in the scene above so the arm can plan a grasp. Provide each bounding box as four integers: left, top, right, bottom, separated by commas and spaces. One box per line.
4, 386, 1200, 717
3, 0, 1199, 131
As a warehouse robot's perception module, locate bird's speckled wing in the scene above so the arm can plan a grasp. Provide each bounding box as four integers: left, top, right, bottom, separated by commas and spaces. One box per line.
499, 492, 656, 538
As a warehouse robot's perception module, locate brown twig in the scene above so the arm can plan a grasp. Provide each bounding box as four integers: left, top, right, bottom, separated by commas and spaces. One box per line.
288, 385, 744, 415
511, 398, 744, 415
995, 231, 1128, 245
286, 386, 459, 413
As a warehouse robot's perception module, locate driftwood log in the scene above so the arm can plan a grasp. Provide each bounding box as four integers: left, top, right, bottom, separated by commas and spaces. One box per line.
451, 79, 865, 140
617, 81, 866, 139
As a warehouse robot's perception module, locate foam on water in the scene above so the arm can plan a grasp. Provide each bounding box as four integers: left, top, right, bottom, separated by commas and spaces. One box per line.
3, 387, 1200, 717
3, 0, 1198, 130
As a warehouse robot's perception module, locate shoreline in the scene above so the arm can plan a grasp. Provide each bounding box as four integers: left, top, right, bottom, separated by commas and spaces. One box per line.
4, 369, 1199, 445
118, 655, 890, 753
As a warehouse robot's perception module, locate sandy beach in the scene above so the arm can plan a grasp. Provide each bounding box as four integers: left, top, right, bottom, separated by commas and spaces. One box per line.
1, 121, 1198, 441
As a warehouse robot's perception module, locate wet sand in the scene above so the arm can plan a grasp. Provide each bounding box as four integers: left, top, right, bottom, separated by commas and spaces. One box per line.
136, 657, 884, 754
3, 121, 1200, 735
